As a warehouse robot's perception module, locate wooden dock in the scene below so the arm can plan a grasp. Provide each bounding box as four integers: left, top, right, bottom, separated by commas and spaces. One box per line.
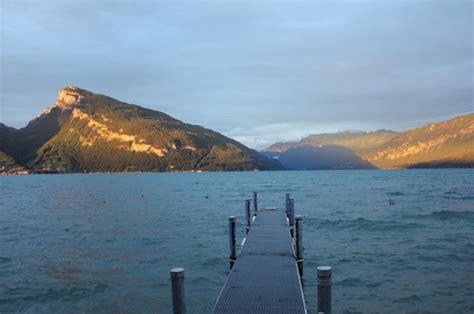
213, 207, 307, 314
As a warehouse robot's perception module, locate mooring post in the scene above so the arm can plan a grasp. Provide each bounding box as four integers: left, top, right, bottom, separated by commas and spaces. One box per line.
170, 268, 186, 314
228, 216, 237, 269
295, 215, 303, 277
289, 198, 295, 237
253, 192, 258, 216
317, 266, 332, 314
285, 193, 290, 218
245, 199, 251, 234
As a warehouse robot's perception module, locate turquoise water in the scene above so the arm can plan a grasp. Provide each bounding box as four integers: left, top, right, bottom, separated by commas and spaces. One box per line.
0, 170, 473, 313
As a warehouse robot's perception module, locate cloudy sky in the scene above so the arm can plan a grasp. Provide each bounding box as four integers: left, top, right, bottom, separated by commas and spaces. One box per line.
1, 0, 472, 149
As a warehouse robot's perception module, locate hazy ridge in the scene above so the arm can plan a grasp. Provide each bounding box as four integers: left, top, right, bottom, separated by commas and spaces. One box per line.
264, 114, 474, 169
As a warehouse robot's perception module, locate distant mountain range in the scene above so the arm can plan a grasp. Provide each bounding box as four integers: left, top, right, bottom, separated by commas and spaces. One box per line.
267, 130, 399, 154
263, 114, 474, 169
264, 145, 376, 170
0, 86, 282, 173
1, 86, 472, 174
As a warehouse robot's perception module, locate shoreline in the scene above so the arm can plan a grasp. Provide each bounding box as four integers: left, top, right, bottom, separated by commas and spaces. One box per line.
1, 167, 473, 176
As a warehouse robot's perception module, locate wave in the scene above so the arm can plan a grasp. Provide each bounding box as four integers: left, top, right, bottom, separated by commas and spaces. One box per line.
336, 277, 364, 287
336, 277, 384, 289
318, 217, 423, 232
444, 190, 460, 195
387, 191, 405, 196
442, 195, 474, 200
412, 244, 443, 250
408, 210, 474, 221
0, 256, 11, 264
394, 294, 422, 303
201, 257, 222, 268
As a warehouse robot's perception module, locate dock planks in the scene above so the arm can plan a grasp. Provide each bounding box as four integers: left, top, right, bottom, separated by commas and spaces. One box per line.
213, 208, 306, 314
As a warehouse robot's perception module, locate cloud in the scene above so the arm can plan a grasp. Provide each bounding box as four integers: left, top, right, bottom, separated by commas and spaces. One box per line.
1, 0, 472, 148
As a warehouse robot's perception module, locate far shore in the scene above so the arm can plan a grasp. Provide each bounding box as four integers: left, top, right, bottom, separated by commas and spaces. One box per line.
2, 167, 473, 176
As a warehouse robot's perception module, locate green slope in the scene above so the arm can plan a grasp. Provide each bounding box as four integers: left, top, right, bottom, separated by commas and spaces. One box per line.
0, 150, 18, 169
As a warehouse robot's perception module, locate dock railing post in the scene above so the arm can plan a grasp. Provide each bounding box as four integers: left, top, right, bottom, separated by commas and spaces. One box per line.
317, 266, 332, 314
253, 192, 258, 216
170, 268, 186, 314
228, 216, 237, 269
285, 193, 290, 218
295, 215, 303, 277
289, 198, 295, 237
245, 200, 251, 234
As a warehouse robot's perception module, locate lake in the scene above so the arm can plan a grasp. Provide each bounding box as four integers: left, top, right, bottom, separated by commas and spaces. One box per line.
1, 169, 473, 313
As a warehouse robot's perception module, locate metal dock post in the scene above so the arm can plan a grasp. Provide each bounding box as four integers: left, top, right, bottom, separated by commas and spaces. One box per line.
295, 215, 303, 277
245, 199, 251, 234
289, 198, 295, 237
228, 216, 237, 269
317, 266, 332, 314
170, 268, 186, 314
253, 192, 258, 216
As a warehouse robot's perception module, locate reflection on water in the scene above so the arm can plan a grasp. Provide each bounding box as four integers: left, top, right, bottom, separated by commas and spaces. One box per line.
1, 169, 473, 312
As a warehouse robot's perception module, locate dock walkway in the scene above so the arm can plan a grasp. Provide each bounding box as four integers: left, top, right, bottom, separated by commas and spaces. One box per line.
213, 207, 306, 314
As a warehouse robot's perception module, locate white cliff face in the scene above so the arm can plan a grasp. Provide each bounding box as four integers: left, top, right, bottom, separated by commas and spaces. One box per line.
69, 108, 198, 157
70, 108, 168, 157
55, 86, 91, 110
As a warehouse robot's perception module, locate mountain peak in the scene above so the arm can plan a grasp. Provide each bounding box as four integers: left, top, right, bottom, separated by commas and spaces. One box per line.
0, 87, 283, 172
55, 86, 92, 110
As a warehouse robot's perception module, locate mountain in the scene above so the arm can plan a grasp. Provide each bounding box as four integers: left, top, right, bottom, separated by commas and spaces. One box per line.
264, 114, 474, 169
263, 130, 397, 170
263, 145, 375, 170
299, 130, 399, 153
362, 114, 474, 169
264, 141, 298, 153
0, 125, 26, 173
265, 130, 398, 153
0, 125, 17, 168
0, 86, 282, 173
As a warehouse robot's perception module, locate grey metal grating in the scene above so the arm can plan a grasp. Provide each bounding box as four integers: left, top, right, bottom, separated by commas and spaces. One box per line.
213, 208, 306, 314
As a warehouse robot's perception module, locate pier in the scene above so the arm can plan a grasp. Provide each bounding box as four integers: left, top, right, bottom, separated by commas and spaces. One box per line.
213, 194, 306, 313
170, 193, 332, 314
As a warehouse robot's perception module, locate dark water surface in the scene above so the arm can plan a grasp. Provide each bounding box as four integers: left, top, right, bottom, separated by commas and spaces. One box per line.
1, 170, 473, 313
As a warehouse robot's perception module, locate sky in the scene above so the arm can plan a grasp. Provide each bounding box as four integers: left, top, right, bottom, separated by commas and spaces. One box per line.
1, 0, 473, 149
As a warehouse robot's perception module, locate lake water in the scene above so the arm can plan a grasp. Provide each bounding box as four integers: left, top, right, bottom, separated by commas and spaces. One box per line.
1, 170, 473, 313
